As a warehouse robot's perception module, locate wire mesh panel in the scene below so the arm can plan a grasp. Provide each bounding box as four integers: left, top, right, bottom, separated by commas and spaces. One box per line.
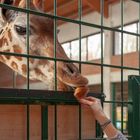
0, 0, 140, 140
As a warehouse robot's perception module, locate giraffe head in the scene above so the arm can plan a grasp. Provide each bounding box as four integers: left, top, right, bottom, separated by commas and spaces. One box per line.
0, 0, 88, 90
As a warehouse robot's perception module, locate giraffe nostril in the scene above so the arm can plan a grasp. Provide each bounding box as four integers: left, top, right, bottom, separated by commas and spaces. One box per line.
66, 63, 79, 75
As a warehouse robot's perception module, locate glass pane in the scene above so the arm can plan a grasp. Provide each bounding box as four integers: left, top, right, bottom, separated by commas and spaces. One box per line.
114, 23, 138, 55
123, 23, 137, 53
88, 34, 104, 60
123, 33, 137, 53
116, 106, 128, 131
62, 42, 71, 58
123, 0, 139, 33
114, 31, 121, 55
81, 38, 87, 61
123, 23, 137, 33
71, 40, 79, 60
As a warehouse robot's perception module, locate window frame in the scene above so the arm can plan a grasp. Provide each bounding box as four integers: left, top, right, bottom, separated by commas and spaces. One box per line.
61, 31, 104, 61
113, 20, 139, 55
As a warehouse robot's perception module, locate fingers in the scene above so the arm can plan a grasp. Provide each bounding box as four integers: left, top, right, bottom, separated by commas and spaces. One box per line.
85, 96, 99, 102
76, 96, 101, 106
78, 98, 93, 106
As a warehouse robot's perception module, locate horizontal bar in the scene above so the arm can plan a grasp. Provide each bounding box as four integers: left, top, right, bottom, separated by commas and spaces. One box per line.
0, 4, 140, 37
104, 100, 133, 104
132, 0, 140, 3
0, 88, 104, 104
0, 51, 140, 71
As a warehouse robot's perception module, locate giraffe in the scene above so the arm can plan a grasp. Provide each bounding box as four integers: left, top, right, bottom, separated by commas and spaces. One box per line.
0, 0, 88, 91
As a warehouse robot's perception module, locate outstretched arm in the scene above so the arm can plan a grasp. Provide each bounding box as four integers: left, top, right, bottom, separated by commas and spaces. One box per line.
76, 96, 128, 140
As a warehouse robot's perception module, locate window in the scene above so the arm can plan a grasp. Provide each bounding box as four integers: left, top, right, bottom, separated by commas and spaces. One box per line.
71, 40, 79, 60
62, 42, 71, 58
62, 33, 104, 61
114, 22, 138, 55
116, 106, 128, 132
88, 34, 104, 60
81, 38, 87, 61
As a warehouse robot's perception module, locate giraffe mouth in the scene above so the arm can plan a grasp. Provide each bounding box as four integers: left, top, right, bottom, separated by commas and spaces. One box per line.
57, 62, 88, 87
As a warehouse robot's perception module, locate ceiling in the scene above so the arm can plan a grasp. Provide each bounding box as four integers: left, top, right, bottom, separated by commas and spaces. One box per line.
43, 0, 120, 22
0, 0, 121, 24
2, 0, 135, 21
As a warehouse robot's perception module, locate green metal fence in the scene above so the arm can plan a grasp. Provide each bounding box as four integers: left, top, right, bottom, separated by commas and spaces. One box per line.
0, 0, 140, 139
128, 75, 140, 140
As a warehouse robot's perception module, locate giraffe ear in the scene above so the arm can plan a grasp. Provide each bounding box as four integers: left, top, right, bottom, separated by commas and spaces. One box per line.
33, 0, 44, 11
0, 0, 16, 22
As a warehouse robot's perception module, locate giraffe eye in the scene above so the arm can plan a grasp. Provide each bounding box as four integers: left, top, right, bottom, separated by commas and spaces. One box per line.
14, 25, 26, 35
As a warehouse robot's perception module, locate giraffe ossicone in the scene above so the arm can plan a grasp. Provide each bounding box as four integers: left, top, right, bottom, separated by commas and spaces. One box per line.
0, 0, 88, 91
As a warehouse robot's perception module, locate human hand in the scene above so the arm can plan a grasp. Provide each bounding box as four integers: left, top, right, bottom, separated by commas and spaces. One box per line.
77, 96, 105, 118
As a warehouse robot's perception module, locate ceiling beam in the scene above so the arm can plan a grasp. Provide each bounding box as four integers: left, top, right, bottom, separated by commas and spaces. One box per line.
44, 0, 76, 13
58, 6, 92, 25
85, 0, 109, 18
104, 1, 109, 18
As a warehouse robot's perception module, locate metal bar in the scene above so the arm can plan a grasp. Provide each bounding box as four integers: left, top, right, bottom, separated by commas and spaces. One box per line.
41, 106, 48, 140
104, 100, 132, 104
26, 0, 30, 140
26, 105, 30, 140
137, 3, 140, 75
101, 0, 104, 97
111, 83, 116, 126
78, 0, 82, 139
0, 88, 104, 104
120, 0, 124, 133
54, 0, 57, 139
0, 51, 140, 71
95, 0, 104, 138
54, 105, 57, 140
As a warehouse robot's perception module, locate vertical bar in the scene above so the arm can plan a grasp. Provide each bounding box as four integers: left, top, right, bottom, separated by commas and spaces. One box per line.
26, 0, 30, 140
137, 2, 140, 75
26, 0, 30, 91
96, 0, 104, 137
26, 105, 30, 140
111, 83, 116, 126
128, 76, 133, 139
54, 0, 57, 140
42, 106, 48, 140
54, 105, 57, 140
100, 0, 104, 94
40, 1, 49, 139
78, 0, 82, 139
120, 0, 124, 133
